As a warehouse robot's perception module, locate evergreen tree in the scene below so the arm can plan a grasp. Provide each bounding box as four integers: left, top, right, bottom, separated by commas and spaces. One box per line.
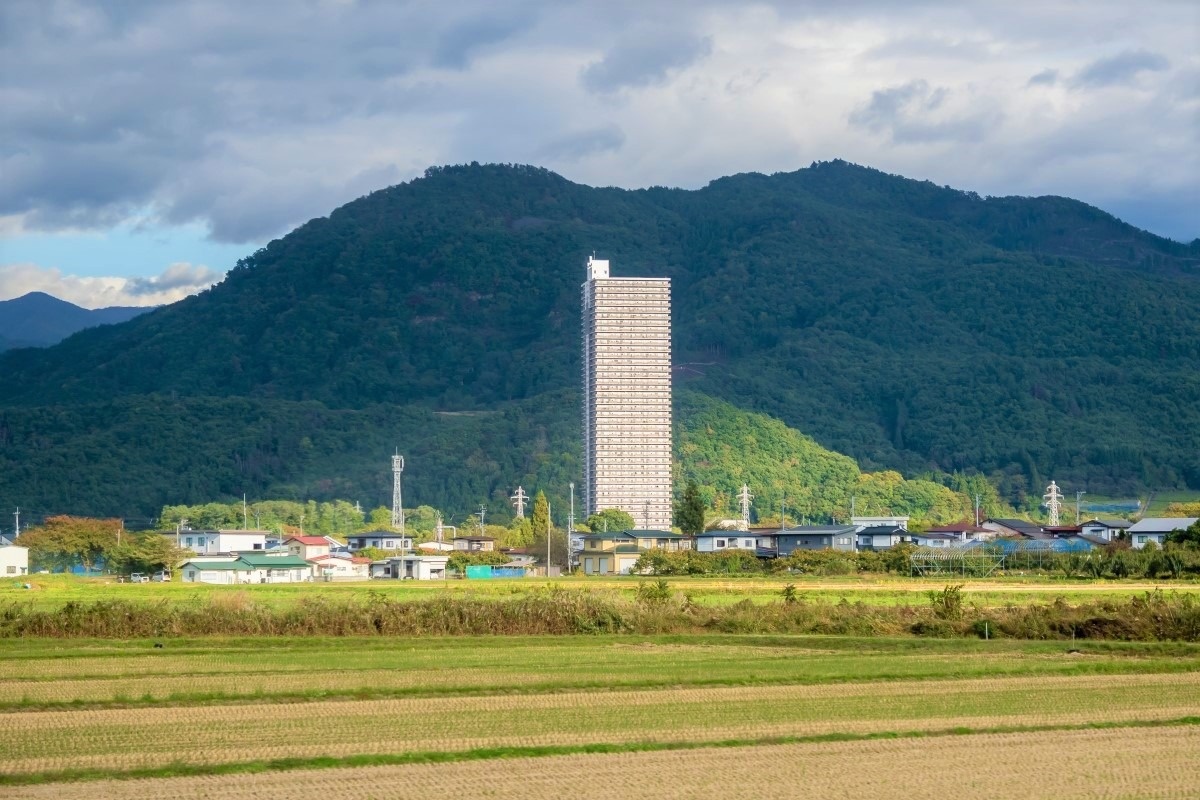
675, 480, 706, 535
531, 490, 550, 540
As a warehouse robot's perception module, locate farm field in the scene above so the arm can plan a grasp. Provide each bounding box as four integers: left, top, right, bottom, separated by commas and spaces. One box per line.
0, 635, 1197, 797
8, 573, 1199, 611
6, 726, 1197, 800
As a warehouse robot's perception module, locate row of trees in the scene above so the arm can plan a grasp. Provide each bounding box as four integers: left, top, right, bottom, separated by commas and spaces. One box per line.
17, 516, 188, 575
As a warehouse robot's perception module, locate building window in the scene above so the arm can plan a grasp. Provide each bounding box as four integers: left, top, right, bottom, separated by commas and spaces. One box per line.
1136, 535, 1146, 544
5, 566, 14, 574
716, 539, 726, 548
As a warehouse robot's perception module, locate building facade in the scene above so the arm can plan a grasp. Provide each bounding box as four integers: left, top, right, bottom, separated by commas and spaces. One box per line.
581, 256, 672, 530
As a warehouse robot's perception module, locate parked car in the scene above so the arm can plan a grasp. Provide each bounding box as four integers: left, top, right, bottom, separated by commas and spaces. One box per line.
152, 571, 171, 582
129, 573, 150, 583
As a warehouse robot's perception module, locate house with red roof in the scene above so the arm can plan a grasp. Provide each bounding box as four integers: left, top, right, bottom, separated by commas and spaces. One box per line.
285, 535, 332, 560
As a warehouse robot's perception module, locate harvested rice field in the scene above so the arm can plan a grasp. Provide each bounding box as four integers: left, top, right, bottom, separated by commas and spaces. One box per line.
4, 726, 1198, 800
0, 636, 1196, 797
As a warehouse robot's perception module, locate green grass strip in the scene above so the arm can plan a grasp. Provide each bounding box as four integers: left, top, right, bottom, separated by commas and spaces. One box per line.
4, 716, 1198, 787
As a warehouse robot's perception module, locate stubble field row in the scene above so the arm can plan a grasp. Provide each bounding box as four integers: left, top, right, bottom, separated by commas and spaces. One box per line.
2, 636, 1195, 707
3, 672, 1197, 776
4, 725, 1198, 800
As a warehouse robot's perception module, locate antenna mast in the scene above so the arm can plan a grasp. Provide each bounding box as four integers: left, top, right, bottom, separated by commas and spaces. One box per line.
391, 453, 405, 533
1043, 481, 1063, 526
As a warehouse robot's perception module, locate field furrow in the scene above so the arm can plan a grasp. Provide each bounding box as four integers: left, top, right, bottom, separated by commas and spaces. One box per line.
2, 673, 1196, 775
4, 724, 1196, 800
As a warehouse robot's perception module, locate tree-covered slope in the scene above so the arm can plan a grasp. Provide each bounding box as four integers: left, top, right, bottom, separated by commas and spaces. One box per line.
0, 389, 982, 524
1, 161, 1197, 515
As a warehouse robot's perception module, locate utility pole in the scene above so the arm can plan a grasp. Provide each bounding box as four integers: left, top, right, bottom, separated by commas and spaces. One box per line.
510, 486, 528, 518
974, 494, 982, 527
391, 453, 405, 533
1075, 491, 1086, 525
12, 508, 19, 539
568, 483, 575, 574
478, 505, 486, 536
243, 494, 249, 529
779, 499, 786, 533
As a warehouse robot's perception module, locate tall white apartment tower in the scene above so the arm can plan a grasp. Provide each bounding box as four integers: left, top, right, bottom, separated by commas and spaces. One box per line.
581, 255, 673, 530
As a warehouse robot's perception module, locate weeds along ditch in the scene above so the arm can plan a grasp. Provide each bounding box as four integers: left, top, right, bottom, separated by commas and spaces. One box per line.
1, 584, 1198, 640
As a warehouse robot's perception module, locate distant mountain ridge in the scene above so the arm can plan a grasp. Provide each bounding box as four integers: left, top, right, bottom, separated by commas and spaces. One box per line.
0, 292, 151, 350
0, 160, 1197, 518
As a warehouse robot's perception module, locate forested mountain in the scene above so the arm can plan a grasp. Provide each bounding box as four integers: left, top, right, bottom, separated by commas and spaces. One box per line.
0, 292, 150, 350
1, 161, 1197, 519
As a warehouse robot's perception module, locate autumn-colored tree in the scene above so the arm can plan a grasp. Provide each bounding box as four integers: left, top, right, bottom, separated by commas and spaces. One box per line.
20, 516, 122, 573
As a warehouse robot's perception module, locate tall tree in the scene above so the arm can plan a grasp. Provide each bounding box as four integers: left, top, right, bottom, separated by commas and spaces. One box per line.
585, 508, 635, 533
531, 490, 550, 540
674, 480, 706, 535
19, 516, 122, 573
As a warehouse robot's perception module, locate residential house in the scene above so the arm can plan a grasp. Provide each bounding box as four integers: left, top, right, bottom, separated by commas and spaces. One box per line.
370, 554, 449, 580
1043, 525, 1083, 538
1080, 519, 1132, 542
178, 560, 251, 585
923, 522, 992, 542
452, 536, 496, 552
308, 553, 371, 581
982, 519, 1051, 540
1127, 518, 1198, 549
286, 535, 332, 560
579, 530, 691, 575
774, 525, 858, 557
851, 515, 910, 531
856, 525, 912, 551
175, 529, 269, 555
346, 531, 413, 552
0, 543, 29, 576
179, 553, 313, 584
694, 531, 759, 552
910, 532, 961, 548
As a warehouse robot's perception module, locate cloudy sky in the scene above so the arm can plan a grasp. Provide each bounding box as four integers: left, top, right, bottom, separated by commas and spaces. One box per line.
1, 0, 1196, 308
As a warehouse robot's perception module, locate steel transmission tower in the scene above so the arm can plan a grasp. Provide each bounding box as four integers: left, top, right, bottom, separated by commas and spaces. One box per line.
738, 484, 753, 530
510, 486, 528, 518
391, 453, 405, 533
1043, 481, 1064, 526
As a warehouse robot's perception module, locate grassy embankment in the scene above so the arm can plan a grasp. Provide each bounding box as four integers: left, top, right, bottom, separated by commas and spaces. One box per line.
9, 573, 1200, 609
4, 575, 1199, 641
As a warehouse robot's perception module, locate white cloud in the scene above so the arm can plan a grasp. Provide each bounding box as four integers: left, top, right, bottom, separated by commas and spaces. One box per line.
0, 0, 1196, 245
0, 262, 223, 308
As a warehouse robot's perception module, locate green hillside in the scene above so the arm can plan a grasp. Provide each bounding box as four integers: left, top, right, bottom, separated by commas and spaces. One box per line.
0, 389, 986, 525
1, 161, 1197, 518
